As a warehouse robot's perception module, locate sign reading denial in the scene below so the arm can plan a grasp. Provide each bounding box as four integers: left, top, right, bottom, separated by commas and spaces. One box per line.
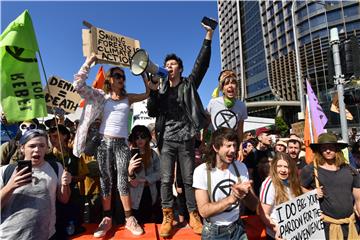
43, 76, 82, 113
82, 24, 140, 67
275, 190, 325, 240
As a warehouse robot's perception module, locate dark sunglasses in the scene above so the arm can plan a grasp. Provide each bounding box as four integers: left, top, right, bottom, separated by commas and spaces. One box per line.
135, 134, 148, 140
111, 73, 125, 80
20, 123, 37, 130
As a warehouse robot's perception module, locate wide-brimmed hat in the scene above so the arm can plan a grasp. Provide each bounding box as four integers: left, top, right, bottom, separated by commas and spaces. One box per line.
310, 133, 348, 151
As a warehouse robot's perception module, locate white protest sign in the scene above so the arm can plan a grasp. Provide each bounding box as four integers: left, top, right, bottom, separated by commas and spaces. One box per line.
131, 99, 155, 129
82, 24, 140, 67
44, 76, 82, 113
274, 190, 325, 239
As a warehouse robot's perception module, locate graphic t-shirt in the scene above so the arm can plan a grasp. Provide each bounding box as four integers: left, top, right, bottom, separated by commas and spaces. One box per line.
206, 97, 247, 131
193, 161, 249, 225
0, 161, 63, 240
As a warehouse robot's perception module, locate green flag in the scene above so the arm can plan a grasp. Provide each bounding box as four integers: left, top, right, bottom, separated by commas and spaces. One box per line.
0, 10, 47, 122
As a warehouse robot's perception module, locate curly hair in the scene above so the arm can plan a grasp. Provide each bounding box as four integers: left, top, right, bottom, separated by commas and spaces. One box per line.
269, 152, 302, 205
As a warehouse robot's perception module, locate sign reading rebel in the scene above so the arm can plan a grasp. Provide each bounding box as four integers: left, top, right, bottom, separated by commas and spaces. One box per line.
82, 23, 140, 67
43, 76, 82, 113
274, 190, 325, 240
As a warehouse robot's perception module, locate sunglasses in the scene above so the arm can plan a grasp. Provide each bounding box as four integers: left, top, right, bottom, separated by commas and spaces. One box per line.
111, 73, 125, 80
135, 134, 148, 140
20, 123, 37, 130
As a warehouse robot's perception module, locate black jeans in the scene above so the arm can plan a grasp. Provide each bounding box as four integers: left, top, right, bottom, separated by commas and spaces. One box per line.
160, 139, 196, 212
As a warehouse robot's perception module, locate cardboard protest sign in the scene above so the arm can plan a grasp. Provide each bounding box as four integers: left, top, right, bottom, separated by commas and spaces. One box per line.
274, 190, 325, 239
291, 121, 305, 139
43, 76, 82, 113
82, 24, 140, 67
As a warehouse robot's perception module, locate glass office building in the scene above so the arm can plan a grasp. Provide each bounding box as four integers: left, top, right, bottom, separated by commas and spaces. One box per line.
218, 0, 360, 128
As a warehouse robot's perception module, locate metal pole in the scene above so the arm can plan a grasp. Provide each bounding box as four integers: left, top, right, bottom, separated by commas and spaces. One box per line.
329, 28, 349, 143
291, 1, 305, 120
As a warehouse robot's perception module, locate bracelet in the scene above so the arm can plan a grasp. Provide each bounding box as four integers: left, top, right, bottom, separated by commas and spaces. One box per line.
129, 174, 136, 180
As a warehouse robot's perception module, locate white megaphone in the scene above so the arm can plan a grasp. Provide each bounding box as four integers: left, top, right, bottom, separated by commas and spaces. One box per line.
130, 49, 168, 81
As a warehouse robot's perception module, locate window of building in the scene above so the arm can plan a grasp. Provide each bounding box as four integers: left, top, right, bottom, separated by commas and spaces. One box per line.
279, 22, 285, 33
297, 7, 308, 20
326, 9, 342, 22
280, 48, 288, 56
300, 34, 311, 45
298, 20, 309, 33
310, 14, 326, 28
280, 35, 287, 46
312, 29, 328, 39
308, 2, 322, 14
343, 5, 359, 18
346, 20, 360, 31
278, 11, 284, 22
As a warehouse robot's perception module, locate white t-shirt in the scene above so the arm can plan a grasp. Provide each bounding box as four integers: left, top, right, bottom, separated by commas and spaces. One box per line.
259, 176, 295, 238
193, 161, 249, 225
99, 98, 129, 138
206, 97, 247, 131
0, 161, 63, 240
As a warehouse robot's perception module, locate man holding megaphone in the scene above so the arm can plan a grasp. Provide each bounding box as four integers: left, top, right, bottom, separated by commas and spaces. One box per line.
147, 17, 216, 237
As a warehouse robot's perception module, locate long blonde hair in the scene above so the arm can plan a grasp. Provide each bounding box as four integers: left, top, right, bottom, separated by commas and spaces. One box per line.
269, 152, 302, 205
313, 151, 346, 167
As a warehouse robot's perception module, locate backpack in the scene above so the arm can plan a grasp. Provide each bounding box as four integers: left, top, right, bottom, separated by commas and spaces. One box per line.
2, 158, 59, 185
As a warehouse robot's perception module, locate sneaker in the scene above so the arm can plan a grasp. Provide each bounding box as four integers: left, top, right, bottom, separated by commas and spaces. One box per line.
125, 216, 144, 236
93, 217, 112, 238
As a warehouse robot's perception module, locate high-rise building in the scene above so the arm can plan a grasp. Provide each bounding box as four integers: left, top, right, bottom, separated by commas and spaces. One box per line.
217, 1, 274, 118
218, 0, 360, 128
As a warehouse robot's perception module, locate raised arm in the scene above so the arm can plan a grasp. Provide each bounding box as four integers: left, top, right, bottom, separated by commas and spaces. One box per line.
73, 54, 104, 100
1, 167, 32, 209
188, 23, 213, 89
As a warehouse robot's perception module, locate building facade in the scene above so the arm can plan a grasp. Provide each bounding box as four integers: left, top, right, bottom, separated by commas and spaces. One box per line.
217, 0, 360, 128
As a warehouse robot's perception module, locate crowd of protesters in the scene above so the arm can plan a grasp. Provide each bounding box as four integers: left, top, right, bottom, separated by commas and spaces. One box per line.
1, 21, 360, 240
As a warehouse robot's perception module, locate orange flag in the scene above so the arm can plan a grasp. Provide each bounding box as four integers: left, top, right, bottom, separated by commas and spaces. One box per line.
79, 66, 105, 108
304, 106, 315, 164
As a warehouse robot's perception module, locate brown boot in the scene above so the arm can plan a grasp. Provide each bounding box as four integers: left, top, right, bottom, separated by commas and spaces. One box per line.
189, 210, 203, 235
160, 208, 174, 237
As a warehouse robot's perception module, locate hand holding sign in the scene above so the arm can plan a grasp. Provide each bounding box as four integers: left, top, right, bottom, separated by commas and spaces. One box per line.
85, 53, 97, 68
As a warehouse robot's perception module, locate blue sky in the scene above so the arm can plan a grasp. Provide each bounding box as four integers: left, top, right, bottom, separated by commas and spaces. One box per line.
1, 0, 222, 107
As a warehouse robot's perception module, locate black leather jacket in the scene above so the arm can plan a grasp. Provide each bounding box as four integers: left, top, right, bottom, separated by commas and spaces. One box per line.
147, 39, 211, 150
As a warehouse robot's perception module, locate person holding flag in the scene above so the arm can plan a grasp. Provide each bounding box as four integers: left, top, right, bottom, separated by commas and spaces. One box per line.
300, 132, 360, 239
72, 53, 149, 237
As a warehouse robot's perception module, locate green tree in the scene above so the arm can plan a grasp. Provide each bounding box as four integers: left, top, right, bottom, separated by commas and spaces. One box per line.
275, 116, 289, 137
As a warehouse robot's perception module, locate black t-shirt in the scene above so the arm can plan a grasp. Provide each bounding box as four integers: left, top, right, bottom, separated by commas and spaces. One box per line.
163, 84, 194, 141
252, 148, 274, 196
300, 164, 360, 219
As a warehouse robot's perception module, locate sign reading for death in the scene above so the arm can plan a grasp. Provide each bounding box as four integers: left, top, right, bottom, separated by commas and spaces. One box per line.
43, 76, 82, 113
274, 190, 325, 240
82, 24, 141, 67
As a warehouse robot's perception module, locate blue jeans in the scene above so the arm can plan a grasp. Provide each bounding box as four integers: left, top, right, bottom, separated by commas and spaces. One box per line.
202, 219, 248, 240
160, 139, 196, 212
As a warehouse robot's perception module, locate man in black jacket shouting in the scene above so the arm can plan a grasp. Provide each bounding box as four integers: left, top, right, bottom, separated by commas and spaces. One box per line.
147, 21, 214, 237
